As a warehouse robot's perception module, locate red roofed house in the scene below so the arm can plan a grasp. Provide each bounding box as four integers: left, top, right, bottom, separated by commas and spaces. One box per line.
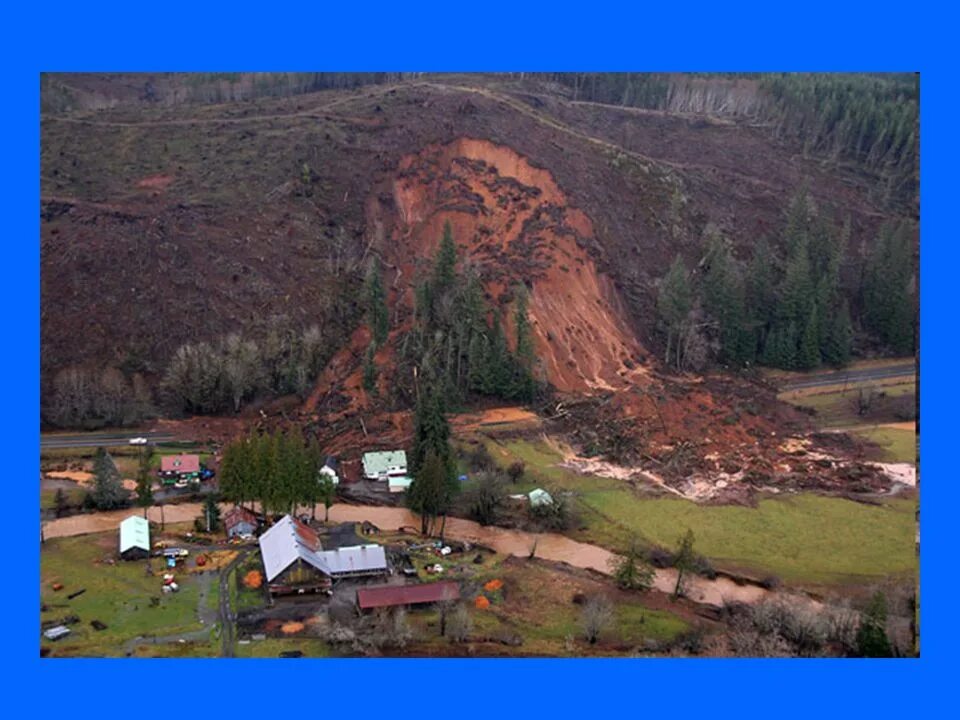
159, 454, 201, 486
357, 581, 460, 611
223, 506, 259, 538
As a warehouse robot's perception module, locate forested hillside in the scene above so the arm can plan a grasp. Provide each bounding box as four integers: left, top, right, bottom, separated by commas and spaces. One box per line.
40, 73, 917, 429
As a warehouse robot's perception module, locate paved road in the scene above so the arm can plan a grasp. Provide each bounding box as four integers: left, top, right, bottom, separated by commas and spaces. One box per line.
781, 362, 916, 391
40, 431, 177, 449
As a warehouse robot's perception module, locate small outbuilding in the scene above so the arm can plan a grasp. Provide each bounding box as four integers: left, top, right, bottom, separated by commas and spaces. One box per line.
119, 515, 151, 560
319, 455, 339, 486
224, 506, 259, 538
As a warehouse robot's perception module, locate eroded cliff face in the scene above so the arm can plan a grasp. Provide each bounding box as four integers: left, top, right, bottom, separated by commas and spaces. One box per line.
378, 137, 650, 394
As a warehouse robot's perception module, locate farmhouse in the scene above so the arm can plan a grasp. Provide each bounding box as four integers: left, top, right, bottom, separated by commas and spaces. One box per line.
258, 515, 388, 596
224, 506, 259, 538
357, 581, 460, 611
159, 454, 201, 485
119, 515, 150, 560
362, 450, 411, 492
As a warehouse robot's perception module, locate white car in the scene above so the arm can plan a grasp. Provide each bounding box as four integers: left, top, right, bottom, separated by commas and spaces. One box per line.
128, 437, 148, 446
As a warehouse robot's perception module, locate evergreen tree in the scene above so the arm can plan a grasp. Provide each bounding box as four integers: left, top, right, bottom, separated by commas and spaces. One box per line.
410, 387, 452, 474
863, 222, 916, 354
92, 448, 126, 510
318, 474, 336, 523
856, 591, 894, 657
433, 221, 458, 291
364, 257, 389, 347
362, 343, 378, 394
201, 493, 221, 533
702, 236, 751, 365
657, 255, 693, 368
745, 237, 777, 357
822, 299, 853, 366
797, 304, 821, 370
406, 449, 448, 536
673, 529, 696, 599
134, 446, 154, 518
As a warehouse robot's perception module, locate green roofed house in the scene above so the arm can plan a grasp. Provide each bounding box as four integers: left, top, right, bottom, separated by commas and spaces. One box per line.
528, 488, 554, 508
119, 515, 151, 560
362, 450, 412, 493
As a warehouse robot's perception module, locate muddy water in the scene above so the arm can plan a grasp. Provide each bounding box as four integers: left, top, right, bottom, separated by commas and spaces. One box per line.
44, 503, 770, 607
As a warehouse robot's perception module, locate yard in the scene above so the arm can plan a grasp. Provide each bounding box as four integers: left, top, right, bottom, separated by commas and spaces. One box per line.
40, 532, 208, 657
398, 556, 690, 656
481, 438, 917, 586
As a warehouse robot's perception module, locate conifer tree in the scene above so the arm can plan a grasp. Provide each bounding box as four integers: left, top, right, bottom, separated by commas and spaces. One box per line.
92, 447, 126, 510
365, 257, 389, 347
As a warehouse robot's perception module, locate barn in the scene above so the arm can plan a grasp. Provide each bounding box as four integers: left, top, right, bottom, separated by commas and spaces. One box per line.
258, 515, 388, 596
119, 515, 150, 560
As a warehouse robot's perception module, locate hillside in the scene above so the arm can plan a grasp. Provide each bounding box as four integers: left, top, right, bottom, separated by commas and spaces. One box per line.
40, 74, 913, 427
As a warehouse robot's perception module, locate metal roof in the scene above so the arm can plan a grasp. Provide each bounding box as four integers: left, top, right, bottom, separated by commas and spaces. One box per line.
160, 454, 200, 473
258, 515, 331, 582
362, 450, 407, 478
258, 515, 387, 581
119, 515, 150, 554
318, 544, 387, 575
357, 581, 460, 610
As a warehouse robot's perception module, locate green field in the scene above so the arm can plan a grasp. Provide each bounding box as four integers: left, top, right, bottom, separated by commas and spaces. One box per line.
41, 534, 206, 657
779, 380, 915, 428
484, 438, 917, 585
851, 426, 917, 464
234, 637, 333, 658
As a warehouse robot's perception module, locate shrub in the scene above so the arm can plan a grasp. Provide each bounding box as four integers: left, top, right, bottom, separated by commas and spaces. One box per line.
507, 461, 525, 483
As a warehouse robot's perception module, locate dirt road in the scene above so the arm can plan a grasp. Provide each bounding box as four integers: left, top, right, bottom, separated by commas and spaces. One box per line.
44, 503, 769, 607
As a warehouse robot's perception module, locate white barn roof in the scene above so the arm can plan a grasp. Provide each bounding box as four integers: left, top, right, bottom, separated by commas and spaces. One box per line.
318, 544, 387, 574
258, 515, 388, 581
258, 515, 332, 582
119, 515, 150, 554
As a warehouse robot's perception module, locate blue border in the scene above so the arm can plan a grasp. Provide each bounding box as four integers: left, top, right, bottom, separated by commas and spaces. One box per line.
10, 1, 954, 718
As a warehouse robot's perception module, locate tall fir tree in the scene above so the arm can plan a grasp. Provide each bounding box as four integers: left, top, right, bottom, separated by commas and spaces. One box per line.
364, 256, 389, 347
92, 447, 126, 510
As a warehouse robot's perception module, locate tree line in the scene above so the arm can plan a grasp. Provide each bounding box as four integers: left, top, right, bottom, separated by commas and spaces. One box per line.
657, 190, 916, 372
162, 317, 332, 415
533, 73, 917, 210
381, 221, 538, 408
218, 429, 336, 520
45, 367, 154, 429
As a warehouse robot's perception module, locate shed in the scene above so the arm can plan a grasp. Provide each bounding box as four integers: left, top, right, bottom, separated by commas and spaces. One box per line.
528, 488, 554, 508
119, 515, 150, 560
223, 506, 259, 538
388, 475, 414, 493
362, 450, 408, 481
357, 581, 460, 611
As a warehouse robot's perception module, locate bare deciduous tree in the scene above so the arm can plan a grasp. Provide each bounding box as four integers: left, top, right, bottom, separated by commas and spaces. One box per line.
580, 594, 615, 645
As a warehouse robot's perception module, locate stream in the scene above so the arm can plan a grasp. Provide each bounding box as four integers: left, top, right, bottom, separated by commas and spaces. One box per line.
43, 502, 772, 608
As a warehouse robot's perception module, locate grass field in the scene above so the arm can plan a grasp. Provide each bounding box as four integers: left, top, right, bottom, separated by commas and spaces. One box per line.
778, 380, 915, 428
41, 533, 205, 657
851, 426, 917, 463
234, 637, 333, 658
483, 438, 917, 585
402, 557, 689, 656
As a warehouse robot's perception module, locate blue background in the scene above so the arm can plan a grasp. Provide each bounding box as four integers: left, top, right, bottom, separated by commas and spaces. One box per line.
8, 1, 951, 717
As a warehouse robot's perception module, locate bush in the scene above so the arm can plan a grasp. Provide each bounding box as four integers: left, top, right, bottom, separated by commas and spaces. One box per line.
507, 461, 525, 483
647, 546, 674, 568
465, 444, 495, 472
759, 575, 781, 590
